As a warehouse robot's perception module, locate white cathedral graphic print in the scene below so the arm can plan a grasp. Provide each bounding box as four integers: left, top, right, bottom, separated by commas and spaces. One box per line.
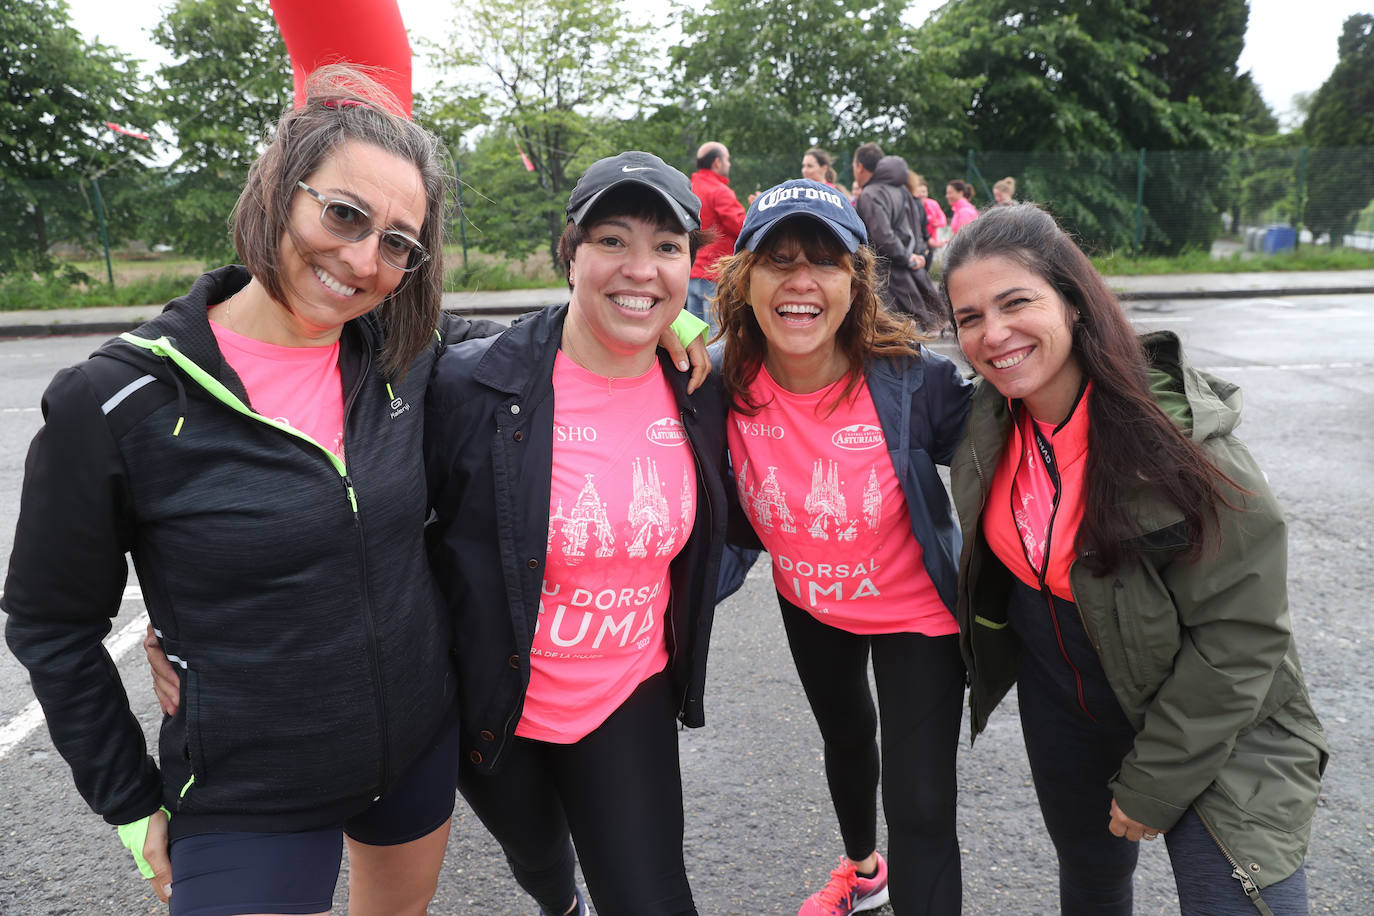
550, 460, 688, 563
805, 460, 860, 542
627, 457, 685, 559
738, 460, 798, 534
550, 475, 616, 562
740, 458, 884, 542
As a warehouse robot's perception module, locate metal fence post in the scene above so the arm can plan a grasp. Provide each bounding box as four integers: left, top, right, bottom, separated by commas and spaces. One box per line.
1133, 148, 1146, 257
1296, 147, 1307, 249
90, 177, 115, 286
454, 154, 470, 275
966, 149, 990, 203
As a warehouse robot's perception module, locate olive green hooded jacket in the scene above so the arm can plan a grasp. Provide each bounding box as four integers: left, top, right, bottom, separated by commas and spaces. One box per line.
951, 330, 1327, 903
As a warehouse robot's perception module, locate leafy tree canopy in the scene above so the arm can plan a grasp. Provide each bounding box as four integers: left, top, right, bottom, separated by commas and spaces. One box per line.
1, 0, 157, 270
1303, 13, 1374, 240
671, 0, 970, 169
149, 0, 293, 261
425, 0, 659, 264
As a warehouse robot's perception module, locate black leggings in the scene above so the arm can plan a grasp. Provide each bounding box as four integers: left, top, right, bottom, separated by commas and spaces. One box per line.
456, 670, 696, 916
778, 594, 964, 914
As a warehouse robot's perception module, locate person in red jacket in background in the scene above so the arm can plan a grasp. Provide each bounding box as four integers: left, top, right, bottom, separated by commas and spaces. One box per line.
688, 142, 747, 335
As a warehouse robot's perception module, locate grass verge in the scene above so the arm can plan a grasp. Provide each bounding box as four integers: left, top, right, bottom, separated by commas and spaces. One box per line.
1091, 245, 1374, 276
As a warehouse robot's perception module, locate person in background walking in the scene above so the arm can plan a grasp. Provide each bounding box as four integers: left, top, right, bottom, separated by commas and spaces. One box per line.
992, 176, 1016, 206
714, 179, 971, 916
908, 171, 947, 250
851, 143, 941, 331
945, 180, 979, 237
943, 203, 1328, 915
688, 141, 747, 335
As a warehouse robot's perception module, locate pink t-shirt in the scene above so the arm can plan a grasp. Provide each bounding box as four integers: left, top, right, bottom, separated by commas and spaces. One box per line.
949, 197, 980, 237
518, 352, 696, 743
727, 367, 956, 636
922, 197, 947, 233
210, 319, 346, 458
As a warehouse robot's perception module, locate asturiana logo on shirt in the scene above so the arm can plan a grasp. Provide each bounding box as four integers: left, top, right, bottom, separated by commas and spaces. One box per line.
831, 423, 884, 450
645, 417, 687, 446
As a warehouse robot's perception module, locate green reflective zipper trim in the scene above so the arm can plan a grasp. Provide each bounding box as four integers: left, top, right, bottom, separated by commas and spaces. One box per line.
179, 775, 195, 799
119, 333, 347, 477
974, 615, 1008, 629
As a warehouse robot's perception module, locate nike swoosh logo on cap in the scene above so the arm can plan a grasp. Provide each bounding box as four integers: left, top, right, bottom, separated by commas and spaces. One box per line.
621, 166, 653, 172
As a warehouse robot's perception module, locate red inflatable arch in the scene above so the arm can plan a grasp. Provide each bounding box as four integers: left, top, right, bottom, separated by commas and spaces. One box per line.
269, 0, 413, 115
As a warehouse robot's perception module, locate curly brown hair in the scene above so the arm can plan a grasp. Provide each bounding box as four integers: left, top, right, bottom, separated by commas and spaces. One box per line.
714, 217, 927, 417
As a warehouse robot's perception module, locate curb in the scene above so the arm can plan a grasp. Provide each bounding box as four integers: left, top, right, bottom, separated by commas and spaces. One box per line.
1115, 285, 1374, 301
4, 283, 1373, 338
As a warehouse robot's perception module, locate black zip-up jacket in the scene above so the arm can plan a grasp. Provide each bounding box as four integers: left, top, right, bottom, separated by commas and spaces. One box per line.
424, 305, 730, 773
3, 266, 498, 837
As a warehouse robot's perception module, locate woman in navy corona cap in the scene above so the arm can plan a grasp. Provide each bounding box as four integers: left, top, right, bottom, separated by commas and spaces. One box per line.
714, 179, 972, 915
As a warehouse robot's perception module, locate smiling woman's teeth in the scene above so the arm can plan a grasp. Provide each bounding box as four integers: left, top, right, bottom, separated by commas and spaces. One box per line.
777, 304, 820, 317
315, 267, 357, 297
991, 351, 1029, 369
611, 295, 654, 312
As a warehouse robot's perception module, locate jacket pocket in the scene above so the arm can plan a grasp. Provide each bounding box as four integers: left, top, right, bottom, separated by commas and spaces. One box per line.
1106, 558, 1180, 692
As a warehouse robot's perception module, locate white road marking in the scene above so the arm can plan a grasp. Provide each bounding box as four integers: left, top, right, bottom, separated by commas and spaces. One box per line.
0, 588, 147, 762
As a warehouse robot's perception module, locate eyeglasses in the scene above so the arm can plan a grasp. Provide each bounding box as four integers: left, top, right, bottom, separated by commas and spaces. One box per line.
296, 181, 429, 272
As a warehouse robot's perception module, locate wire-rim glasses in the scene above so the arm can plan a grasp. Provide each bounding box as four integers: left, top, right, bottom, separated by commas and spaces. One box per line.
296, 181, 429, 272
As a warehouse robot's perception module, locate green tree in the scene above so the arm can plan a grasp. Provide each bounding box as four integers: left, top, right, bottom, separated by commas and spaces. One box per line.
0, 0, 155, 273
1139, 0, 1277, 136
671, 0, 969, 186
918, 0, 1231, 253
149, 0, 292, 262
1303, 13, 1374, 244
425, 0, 658, 266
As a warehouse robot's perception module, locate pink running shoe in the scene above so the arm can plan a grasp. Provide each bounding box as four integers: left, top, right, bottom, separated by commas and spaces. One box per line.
797, 853, 890, 915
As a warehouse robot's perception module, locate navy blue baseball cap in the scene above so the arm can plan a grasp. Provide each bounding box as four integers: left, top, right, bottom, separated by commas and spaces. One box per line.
735, 179, 867, 253
566, 151, 701, 231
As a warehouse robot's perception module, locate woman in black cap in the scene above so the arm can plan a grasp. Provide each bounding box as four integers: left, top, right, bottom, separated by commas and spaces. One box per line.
712, 179, 971, 915
424, 151, 729, 916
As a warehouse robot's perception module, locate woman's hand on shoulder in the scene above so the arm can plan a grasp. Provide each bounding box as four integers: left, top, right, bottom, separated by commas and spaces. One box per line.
658, 324, 711, 394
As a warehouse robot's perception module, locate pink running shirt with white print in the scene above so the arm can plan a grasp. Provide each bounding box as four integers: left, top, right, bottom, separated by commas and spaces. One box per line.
210, 318, 346, 458
518, 351, 696, 743
727, 366, 955, 636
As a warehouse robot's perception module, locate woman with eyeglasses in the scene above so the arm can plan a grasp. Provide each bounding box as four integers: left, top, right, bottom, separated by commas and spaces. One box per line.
2, 66, 501, 916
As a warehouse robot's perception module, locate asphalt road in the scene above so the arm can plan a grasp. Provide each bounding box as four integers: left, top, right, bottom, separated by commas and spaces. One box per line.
0, 295, 1370, 914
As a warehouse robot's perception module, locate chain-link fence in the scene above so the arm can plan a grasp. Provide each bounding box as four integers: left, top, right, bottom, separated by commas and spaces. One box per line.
6, 146, 1373, 280
708, 145, 1374, 258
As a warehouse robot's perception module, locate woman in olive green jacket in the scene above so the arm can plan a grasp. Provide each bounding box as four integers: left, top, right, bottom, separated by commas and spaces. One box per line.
941, 204, 1326, 915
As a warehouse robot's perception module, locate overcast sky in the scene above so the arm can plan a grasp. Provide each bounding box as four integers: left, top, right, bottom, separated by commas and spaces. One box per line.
64, 0, 1359, 132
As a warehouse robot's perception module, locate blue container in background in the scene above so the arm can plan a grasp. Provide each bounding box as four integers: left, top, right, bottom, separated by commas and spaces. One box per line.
1262, 224, 1297, 254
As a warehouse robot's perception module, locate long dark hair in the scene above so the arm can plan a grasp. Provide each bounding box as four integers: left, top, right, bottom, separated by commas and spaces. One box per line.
941, 203, 1239, 568
714, 217, 922, 418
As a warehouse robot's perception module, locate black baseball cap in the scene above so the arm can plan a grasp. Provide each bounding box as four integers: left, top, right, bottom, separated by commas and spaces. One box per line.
566, 151, 701, 231
735, 179, 867, 253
